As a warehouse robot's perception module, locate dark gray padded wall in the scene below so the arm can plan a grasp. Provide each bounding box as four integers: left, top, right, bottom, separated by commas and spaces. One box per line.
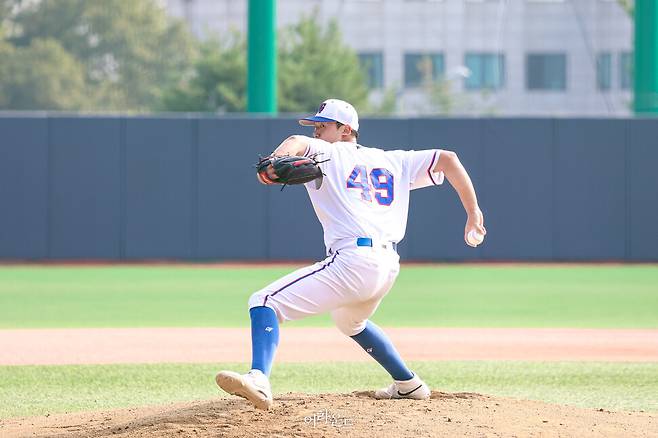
49, 118, 122, 258
266, 119, 325, 260
0, 117, 49, 258
406, 118, 484, 260
197, 118, 269, 260
1, 115, 657, 261
553, 119, 627, 260
480, 119, 554, 260
358, 118, 412, 151
124, 118, 194, 259
628, 120, 658, 260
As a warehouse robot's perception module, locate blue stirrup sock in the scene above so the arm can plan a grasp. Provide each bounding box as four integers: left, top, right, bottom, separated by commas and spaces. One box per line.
350, 320, 414, 381
249, 306, 280, 377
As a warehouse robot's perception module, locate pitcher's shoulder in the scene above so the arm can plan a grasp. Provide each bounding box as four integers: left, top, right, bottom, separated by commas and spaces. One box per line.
350, 144, 390, 156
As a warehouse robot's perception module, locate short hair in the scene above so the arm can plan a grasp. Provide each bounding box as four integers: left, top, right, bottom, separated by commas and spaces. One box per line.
336, 121, 359, 139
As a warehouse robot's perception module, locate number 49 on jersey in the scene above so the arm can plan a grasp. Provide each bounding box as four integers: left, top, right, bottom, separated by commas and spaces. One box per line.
346, 165, 394, 206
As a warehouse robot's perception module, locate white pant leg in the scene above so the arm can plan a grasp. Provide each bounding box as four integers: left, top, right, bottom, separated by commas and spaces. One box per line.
248, 251, 348, 323
248, 248, 399, 325
330, 254, 400, 336
330, 298, 382, 336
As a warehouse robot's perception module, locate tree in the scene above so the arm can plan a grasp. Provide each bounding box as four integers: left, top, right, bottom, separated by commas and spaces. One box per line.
0, 38, 88, 110
366, 87, 398, 116
397, 55, 458, 115
0, 40, 11, 106
425, 79, 456, 115
161, 13, 370, 113
160, 34, 246, 113
0, 1, 11, 29
7, 0, 195, 111
617, 0, 633, 16
278, 14, 369, 113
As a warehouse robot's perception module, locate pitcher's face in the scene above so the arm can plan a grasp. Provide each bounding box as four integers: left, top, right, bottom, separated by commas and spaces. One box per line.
313, 122, 347, 143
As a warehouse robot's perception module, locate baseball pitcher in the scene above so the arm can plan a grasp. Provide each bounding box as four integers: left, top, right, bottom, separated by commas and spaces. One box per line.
216, 99, 486, 410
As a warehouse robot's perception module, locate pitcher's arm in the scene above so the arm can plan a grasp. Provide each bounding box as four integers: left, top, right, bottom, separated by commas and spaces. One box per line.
435, 150, 486, 244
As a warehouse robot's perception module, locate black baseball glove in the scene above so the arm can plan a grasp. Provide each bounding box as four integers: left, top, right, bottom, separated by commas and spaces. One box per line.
256, 154, 326, 187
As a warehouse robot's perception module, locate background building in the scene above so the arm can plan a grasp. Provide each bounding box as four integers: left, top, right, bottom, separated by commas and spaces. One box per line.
165, 0, 633, 116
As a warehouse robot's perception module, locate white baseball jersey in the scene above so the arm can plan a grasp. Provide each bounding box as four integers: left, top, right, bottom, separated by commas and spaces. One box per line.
249, 139, 445, 334
303, 138, 445, 253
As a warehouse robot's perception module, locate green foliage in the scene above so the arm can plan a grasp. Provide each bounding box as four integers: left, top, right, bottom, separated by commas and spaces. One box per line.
0, 38, 88, 109
617, 0, 634, 16
277, 13, 369, 113
0, 1, 11, 30
0, 40, 10, 104
160, 34, 246, 112
417, 55, 456, 115
365, 87, 398, 115
2, 3, 370, 113
422, 79, 457, 115
160, 13, 370, 113
1, 0, 195, 111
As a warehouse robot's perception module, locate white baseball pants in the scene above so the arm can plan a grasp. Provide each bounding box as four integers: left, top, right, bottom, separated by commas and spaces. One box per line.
248, 245, 400, 336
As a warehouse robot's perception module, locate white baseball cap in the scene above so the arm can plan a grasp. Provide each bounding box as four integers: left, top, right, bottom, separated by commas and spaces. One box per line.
299, 99, 359, 132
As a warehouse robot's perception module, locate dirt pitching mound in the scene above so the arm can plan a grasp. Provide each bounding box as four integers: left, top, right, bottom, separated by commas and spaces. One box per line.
2, 391, 656, 438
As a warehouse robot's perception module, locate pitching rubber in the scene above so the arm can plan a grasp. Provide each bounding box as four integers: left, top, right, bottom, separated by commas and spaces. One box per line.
215, 371, 273, 411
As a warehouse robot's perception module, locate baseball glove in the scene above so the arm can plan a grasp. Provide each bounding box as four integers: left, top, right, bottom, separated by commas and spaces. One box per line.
256, 154, 326, 187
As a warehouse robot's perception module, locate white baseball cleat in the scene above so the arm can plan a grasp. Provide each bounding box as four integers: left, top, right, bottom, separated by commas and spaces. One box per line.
215, 369, 273, 410
374, 373, 431, 400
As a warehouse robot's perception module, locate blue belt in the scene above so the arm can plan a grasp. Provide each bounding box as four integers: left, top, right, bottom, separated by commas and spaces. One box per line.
356, 237, 397, 252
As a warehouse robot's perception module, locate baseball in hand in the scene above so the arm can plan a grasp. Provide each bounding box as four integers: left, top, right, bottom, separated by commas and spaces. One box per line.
466, 230, 485, 247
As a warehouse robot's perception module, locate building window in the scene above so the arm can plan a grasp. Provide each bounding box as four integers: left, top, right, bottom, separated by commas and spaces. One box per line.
526, 53, 567, 90
464, 53, 505, 90
404, 53, 445, 88
620, 52, 632, 90
596, 52, 612, 91
358, 52, 384, 89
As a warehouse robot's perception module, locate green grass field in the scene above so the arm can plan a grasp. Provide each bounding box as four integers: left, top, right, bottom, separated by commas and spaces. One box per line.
1, 264, 657, 418
1, 265, 657, 328
2, 362, 657, 418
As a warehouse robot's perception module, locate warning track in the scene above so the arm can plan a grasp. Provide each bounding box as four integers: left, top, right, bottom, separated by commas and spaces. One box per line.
2, 327, 657, 365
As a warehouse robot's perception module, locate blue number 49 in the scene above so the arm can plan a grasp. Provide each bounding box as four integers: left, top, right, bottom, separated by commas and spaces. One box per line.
346, 165, 394, 206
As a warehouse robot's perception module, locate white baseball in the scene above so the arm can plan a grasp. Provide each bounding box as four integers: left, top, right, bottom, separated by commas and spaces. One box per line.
466, 230, 485, 247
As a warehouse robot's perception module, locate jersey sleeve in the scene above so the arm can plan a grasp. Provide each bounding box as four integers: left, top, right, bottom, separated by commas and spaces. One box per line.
303, 138, 333, 160
406, 149, 445, 190
302, 138, 332, 191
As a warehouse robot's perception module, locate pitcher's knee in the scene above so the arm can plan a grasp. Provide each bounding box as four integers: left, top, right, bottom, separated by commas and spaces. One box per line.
332, 313, 367, 337
248, 290, 268, 309
248, 291, 281, 320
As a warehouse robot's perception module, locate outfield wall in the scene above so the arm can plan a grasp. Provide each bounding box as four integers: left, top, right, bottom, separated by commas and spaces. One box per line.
1, 115, 657, 261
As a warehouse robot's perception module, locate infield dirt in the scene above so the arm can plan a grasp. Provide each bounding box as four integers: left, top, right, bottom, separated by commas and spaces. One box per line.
2, 327, 658, 437
2, 391, 656, 437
